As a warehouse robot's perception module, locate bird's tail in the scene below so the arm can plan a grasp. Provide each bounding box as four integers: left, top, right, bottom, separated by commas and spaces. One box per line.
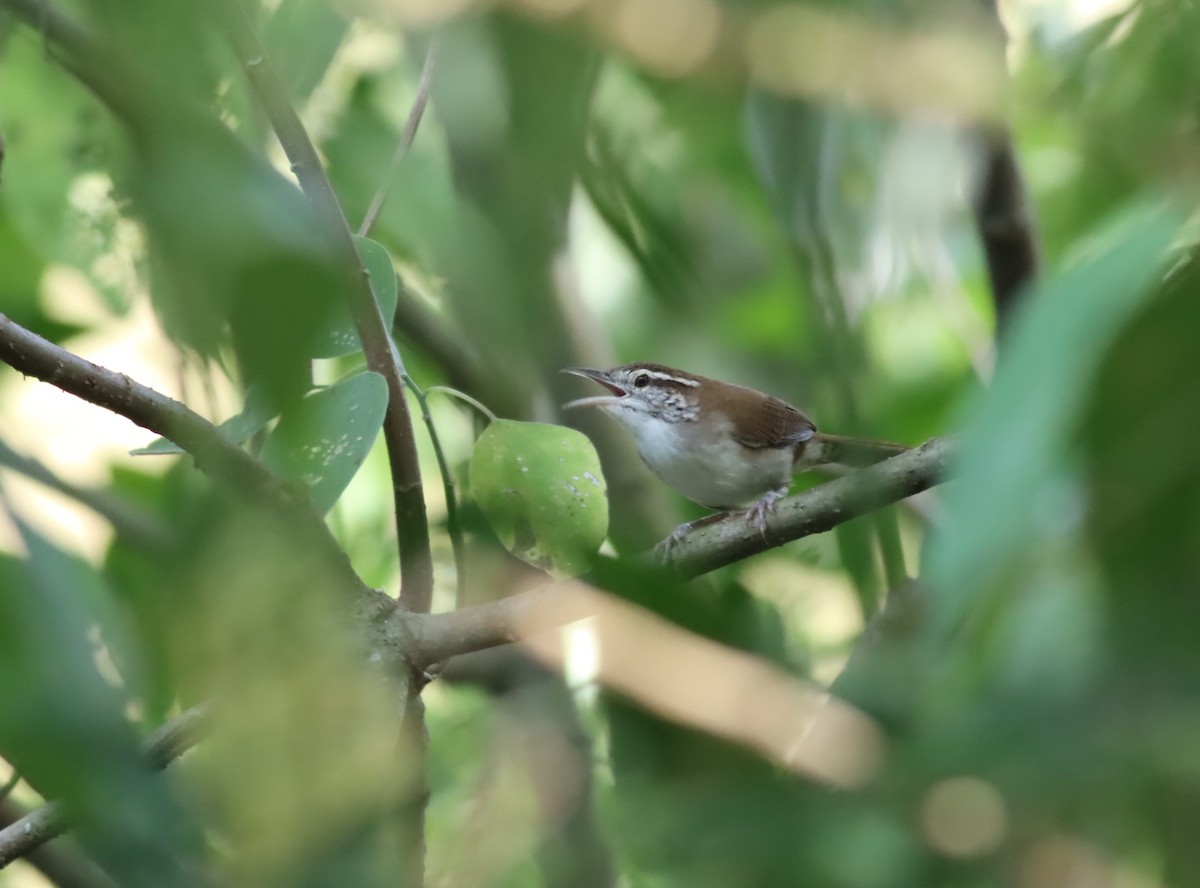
810, 432, 907, 468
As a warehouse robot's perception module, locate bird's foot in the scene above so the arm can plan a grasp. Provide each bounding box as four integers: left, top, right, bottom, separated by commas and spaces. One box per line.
653, 520, 697, 560
745, 487, 788, 540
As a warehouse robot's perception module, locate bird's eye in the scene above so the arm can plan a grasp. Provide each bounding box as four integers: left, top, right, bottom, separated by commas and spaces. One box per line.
633, 373, 650, 389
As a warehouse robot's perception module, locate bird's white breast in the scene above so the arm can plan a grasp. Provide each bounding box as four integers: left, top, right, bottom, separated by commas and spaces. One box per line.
609, 408, 793, 509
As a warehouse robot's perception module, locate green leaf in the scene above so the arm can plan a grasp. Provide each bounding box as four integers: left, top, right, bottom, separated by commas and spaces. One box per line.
264, 0, 349, 104
313, 236, 399, 358
0, 518, 204, 883
230, 253, 339, 410
925, 200, 1182, 642
259, 371, 388, 514
470, 420, 608, 575
133, 385, 277, 455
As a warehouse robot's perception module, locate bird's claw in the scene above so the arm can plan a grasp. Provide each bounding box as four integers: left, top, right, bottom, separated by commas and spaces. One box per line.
654, 520, 695, 560
746, 487, 787, 541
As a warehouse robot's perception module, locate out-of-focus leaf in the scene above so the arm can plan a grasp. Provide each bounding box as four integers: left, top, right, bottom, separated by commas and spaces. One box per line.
583, 91, 770, 313
427, 14, 599, 383
925, 200, 1181, 641
0, 33, 120, 253
229, 252, 341, 411
746, 92, 884, 265
0, 521, 203, 885
469, 420, 608, 575
0, 194, 87, 342
131, 109, 332, 361
259, 371, 388, 514
264, 0, 349, 103
745, 93, 902, 610
1084, 249, 1200, 670
0, 196, 45, 307
103, 461, 214, 724
132, 384, 277, 456
171, 508, 407, 886
313, 235, 399, 358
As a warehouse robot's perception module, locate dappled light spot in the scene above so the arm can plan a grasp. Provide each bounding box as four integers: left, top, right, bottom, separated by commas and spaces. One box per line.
512, 0, 589, 19
1020, 835, 1129, 888
744, 4, 1004, 121
921, 776, 1007, 858
612, 0, 721, 78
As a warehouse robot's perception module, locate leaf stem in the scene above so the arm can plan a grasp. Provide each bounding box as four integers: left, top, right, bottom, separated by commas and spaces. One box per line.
403, 376, 467, 608
425, 386, 497, 423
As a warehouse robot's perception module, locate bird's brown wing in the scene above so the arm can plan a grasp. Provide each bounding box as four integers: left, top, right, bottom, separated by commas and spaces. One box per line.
726, 392, 817, 450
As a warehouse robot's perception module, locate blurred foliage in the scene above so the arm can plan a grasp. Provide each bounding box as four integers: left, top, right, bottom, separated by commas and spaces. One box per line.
2, 0, 1200, 885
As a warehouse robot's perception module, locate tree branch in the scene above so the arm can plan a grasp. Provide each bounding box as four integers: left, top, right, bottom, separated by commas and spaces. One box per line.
0, 797, 115, 888
0, 705, 210, 869
404, 586, 563, 669
217, 12, 436, 881
973, 128, 1040, 331
972, 0, 1040, 331
663, 437, 955, 577
0, 313, 363, 595
218, 0, 433, 612
400, 437, 956, 668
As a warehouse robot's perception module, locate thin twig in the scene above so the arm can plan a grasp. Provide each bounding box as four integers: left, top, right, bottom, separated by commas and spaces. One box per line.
398, 690, 428, 888
0, 798, 115, 888
403, 376, 467, 608
219, 0, 433, 612
0, 437, 171, 549
425, 386, 497, 423
0, 705, 210, 869
359, 40, 437, 238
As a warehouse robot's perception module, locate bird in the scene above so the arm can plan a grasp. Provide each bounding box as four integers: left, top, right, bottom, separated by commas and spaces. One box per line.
562, 362, 906, 541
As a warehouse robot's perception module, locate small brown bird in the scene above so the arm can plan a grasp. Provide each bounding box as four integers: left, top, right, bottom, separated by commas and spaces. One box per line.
563, 363, 906, 535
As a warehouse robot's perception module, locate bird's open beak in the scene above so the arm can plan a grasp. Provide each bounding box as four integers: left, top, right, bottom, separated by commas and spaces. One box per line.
561, 367, 626, 410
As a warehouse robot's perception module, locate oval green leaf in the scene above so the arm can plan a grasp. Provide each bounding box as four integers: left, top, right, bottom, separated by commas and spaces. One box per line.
313, 236, 400, 358
260, 371, 388, 514
469, 420, 608, 576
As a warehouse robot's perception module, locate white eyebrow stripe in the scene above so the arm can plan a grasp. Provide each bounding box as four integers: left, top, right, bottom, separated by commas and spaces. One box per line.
641, 370, 700, 387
